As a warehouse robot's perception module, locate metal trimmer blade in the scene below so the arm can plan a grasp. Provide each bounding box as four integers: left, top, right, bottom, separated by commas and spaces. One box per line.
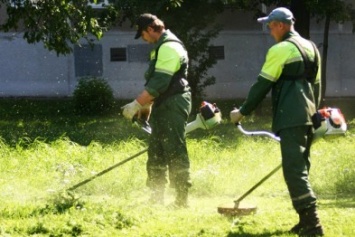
217, 163, 282, 216
133, 117, 152, 134
217, 123, 281, 217
217, 202, 257, 216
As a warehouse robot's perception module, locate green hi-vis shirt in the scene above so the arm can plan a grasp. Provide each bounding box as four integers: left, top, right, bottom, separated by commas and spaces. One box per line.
144, 30, 188, 98
239, 31, 321, 134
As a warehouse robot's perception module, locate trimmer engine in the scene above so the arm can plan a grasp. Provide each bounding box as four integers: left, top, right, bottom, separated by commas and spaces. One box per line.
314, 107, 347, 139
185, 101, 222, 133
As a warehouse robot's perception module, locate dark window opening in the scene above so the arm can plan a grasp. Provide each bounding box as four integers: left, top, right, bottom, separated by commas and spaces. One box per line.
110, 48, 127, 62
209, 46, 225, 60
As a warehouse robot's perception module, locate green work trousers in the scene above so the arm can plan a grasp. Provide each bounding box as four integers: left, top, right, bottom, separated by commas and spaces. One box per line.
146, 92, 192, 191
278, 125, 317, 213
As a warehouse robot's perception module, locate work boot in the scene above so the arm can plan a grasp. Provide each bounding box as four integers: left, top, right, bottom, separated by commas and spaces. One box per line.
290, 206, 324, 236
148, 188, 164, 205
168, 186, 189, 209
290, 214, 303, 234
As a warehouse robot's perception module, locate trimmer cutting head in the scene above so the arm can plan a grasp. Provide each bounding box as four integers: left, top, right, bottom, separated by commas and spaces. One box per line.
217, 201, 257, 216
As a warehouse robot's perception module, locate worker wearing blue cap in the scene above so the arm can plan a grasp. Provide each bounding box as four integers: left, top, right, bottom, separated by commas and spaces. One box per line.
230, 7, 324, 236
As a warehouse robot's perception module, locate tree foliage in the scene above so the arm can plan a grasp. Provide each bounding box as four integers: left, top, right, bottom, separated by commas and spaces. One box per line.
0, 0, 117, 55
159, 1, 224, 105
0, 0, 223, 106
114, 0, 224, 107
222, 0, 354, 27
306, 0, 354, 24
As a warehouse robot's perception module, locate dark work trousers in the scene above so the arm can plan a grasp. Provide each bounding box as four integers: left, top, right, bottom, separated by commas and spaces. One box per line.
146, 92, 191, 191
278, 125, 317, 213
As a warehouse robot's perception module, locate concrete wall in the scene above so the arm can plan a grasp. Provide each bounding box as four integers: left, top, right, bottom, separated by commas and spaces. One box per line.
99, 32, 150, 99
0, 33, 75, 97
205, 31, 355, 99
0, 23, 354, 99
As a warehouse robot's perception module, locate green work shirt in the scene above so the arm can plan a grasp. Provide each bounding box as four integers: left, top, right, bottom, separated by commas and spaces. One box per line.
240, 31, 321, 134
144, 30, 188, 98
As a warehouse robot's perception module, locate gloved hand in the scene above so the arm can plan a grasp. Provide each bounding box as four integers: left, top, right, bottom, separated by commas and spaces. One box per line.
138, 103, 152, 121
121, 99, 142, 120
230, 108, 244, 124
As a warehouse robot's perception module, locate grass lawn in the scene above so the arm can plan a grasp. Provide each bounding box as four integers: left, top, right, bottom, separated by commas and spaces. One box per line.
0, 97, 354, 236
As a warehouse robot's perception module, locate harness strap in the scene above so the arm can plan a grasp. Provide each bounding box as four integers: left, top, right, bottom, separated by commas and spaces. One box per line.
155, 39, 185, 54
282, 37, 319, 83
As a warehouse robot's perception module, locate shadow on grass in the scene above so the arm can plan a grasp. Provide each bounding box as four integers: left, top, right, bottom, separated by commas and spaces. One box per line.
0, 98, 150, 146
0, 97, 354, 147
320, 197, 355, 209
0, 115, 150, 146
0, 98, 268, 147
227, 230, 291, 237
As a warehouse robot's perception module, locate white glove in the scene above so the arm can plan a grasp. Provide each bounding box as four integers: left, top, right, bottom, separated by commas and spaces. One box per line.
121, 99, 142, 120
138, 103, 152, 121
230, 109, 244, 124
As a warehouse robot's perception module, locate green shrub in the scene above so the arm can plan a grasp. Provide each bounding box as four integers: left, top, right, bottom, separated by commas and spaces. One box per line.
73, 77, 114, 115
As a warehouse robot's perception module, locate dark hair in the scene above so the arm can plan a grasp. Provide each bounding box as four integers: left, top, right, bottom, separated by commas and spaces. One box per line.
148, 18, 165, 33
135, 13, 165, 39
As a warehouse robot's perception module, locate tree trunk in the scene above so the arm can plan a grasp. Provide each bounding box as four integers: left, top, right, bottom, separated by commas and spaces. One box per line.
321, 14, 330, 106
290, 0, 310, 39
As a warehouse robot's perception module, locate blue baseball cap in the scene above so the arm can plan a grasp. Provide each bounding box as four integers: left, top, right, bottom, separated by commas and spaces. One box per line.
257, 7, 295, 24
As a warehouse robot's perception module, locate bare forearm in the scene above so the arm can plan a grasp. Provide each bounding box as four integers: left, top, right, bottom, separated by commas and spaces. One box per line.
136, 90, 155, 106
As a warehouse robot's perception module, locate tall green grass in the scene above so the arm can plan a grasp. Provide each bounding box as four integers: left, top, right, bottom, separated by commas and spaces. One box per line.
0, 98, 354, 236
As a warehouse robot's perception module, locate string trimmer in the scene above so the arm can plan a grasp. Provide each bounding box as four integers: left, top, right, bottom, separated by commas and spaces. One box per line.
67, 101, 221, 192
217, 123, 281, 216
217, 108, 347, 216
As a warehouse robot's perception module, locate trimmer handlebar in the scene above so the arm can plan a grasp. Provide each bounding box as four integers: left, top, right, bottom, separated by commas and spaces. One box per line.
236, 123, 280, 142
134, 101, 222, 135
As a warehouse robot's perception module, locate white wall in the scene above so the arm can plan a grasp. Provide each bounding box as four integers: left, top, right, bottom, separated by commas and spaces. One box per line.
0, 29, 354, 99
205, 31, 355, 99
99, 31, 148, 99
0, 33, 75, 97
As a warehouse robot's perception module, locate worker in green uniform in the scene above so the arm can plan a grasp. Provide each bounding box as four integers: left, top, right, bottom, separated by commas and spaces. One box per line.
230, 8, 324, 236
121, 13, 191, 208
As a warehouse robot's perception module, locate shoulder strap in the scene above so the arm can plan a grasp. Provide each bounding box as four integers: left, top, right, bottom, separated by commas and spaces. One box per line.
155, 39, 185, 57
152, 39, 189, 107
286, 37, 319, 83
286, 37, 314, 69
